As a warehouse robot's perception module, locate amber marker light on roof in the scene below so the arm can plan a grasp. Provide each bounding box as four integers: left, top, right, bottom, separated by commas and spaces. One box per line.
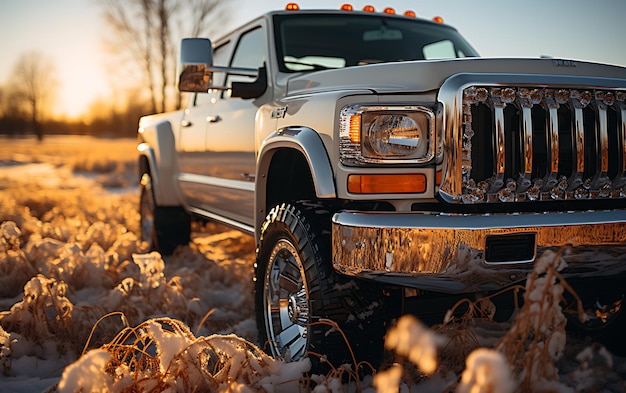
340, 4, 353, 11
432, 16, 444, 23
285, 3, 299, 10
348, 174, 427, 194
363, 5, 375, 12
404, 10, 416, 17
383, 7, 395, 14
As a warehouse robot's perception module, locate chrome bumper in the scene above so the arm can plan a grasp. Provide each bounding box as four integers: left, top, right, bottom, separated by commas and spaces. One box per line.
332, 210, 626, 293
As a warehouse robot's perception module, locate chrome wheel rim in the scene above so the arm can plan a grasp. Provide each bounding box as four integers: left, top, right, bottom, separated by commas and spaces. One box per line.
263, 239, 310, 361
578, 297, 624, 329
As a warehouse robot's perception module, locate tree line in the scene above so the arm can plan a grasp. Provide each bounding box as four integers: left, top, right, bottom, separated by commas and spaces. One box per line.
0, 0, 229, 139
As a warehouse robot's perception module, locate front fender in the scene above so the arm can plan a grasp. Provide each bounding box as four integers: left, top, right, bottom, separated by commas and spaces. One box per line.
137, 120, 180, 206
256, 126, 336, 232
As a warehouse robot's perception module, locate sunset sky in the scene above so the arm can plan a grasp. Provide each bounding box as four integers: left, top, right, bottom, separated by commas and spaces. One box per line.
1, 0, 625, 119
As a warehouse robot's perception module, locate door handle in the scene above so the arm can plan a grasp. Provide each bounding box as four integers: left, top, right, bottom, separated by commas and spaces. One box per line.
206, 115, 222, 123
242, 172, 256, 181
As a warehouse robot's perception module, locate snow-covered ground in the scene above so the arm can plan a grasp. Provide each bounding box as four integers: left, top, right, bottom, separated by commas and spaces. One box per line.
0, 135, 625, 392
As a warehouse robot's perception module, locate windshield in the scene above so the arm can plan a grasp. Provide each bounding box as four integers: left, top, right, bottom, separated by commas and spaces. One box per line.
274, 13, 479, 72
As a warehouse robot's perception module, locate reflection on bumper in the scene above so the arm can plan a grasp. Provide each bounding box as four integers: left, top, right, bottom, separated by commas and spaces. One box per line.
332, 210, 626, 293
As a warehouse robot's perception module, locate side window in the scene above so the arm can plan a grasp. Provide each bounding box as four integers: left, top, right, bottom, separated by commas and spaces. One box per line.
423, 40, 463, 60
224, 27, 265, 97
194, 41, 232, 106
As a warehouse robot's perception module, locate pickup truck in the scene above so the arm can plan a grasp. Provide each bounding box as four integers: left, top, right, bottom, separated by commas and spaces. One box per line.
137, 4, 626, 370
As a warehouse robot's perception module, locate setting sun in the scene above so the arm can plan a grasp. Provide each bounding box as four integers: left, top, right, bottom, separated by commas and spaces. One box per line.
55, 52, 111, 121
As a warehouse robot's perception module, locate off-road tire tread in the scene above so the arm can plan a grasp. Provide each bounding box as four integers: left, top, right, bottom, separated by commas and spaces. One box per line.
255, 201, 393, 373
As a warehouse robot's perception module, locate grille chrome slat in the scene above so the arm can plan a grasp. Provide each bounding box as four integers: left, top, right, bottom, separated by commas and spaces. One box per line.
570, 101, 585, 191
444, 84, 626, 203
618, 103, 626, 188
544, 99, 560, 189
491, 98, 506, 192
595, 102, 610, 188
518, 104, 533, 192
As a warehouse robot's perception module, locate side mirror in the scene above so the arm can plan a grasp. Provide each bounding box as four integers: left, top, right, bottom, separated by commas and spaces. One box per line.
178, 38, 214, 93
178, 37, 263, 94
231, 64, 268, 99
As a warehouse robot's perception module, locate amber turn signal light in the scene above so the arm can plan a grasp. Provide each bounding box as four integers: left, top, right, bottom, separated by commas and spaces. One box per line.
348, 174, 427, 194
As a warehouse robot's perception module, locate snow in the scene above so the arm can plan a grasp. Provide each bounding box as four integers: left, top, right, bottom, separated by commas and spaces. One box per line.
383, 315, 443, 375
457, 348, 514, 393
57, 350, 114, 393
1, 135, 625, 392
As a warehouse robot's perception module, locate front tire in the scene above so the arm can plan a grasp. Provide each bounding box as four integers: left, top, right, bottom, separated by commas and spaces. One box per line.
255, 202, 394, 372
565, 284, 626, 356
139, 173, 190, 255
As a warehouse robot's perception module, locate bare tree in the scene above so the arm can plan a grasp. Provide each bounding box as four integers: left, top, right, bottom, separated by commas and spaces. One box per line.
0, 87, 5, 119
9, 51, 58, 140
98, 0, 231, 114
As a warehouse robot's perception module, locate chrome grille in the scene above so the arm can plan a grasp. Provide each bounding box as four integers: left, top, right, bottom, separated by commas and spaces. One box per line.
450, 85, 626, 203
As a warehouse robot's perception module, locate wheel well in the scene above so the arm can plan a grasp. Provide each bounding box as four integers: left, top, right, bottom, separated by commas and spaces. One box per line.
266, 149, 316, 211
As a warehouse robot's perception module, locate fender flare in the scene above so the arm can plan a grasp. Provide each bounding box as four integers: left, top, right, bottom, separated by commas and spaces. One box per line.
255, 126, 336, 232
137, 120, 180, 206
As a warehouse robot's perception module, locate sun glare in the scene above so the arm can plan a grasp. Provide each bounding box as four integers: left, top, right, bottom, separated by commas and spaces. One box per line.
54, 50, 111, 121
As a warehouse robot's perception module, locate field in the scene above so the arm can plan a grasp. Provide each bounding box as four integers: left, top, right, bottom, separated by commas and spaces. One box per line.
0, 135, 625, 392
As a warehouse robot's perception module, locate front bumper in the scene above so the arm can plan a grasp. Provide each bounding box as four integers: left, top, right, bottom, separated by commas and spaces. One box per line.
332, 210, 626, 293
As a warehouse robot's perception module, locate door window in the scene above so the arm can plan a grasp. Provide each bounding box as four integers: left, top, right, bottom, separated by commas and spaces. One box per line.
224, 27, 265, 97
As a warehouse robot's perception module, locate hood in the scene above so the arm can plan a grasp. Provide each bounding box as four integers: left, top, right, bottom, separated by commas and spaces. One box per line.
285, 57, 626, 96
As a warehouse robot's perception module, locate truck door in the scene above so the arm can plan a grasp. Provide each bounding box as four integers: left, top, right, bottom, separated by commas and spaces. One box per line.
202, 25, 268, 228
177, 90, 218, 209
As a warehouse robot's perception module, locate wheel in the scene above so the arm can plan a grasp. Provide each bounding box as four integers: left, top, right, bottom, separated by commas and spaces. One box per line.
255, 202, 396, 373
565, 290, 626, 356
139, 173, 191, 255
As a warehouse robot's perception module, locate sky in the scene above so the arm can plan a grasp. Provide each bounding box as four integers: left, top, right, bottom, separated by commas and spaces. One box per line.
1, 0, 625, 119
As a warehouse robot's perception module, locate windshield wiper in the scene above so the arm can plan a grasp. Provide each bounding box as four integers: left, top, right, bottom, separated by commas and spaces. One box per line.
284, 60, 332, 71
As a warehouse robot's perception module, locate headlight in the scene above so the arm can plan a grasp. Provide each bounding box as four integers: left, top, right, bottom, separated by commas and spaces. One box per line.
340, 105, 435, 165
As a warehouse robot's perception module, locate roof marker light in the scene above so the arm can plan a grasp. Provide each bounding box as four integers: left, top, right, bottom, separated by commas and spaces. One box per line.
285, 3, 299, 10
432, 16, 444, 23
383, 7, 395, 14
404, 10, 416, 18
363, 5, 375, 12
340, 3, 353, 11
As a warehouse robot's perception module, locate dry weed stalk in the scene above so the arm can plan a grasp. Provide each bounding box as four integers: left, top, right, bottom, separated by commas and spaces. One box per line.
0, 274, 75, 351
435, 285, 523, 375
495, 249, 582, 391
0, 221, 37, 297
307, 318, 376, 392
60, 317, 306, 392
374, 315, 445, 392
456, 347, 515, 393
568, 343, 616, 391
0, 325, 13, 376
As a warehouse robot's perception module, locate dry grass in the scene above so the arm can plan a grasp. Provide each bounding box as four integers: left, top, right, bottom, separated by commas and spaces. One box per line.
1, 136, 625, 392
56, 317, 287, 392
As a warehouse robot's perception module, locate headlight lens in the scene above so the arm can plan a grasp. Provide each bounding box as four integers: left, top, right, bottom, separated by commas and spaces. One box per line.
365, 113, 426, 158
340, 105, 435, 165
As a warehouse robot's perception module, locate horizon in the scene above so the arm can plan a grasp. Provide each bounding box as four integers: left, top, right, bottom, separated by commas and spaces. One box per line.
1, 0, 625, 121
